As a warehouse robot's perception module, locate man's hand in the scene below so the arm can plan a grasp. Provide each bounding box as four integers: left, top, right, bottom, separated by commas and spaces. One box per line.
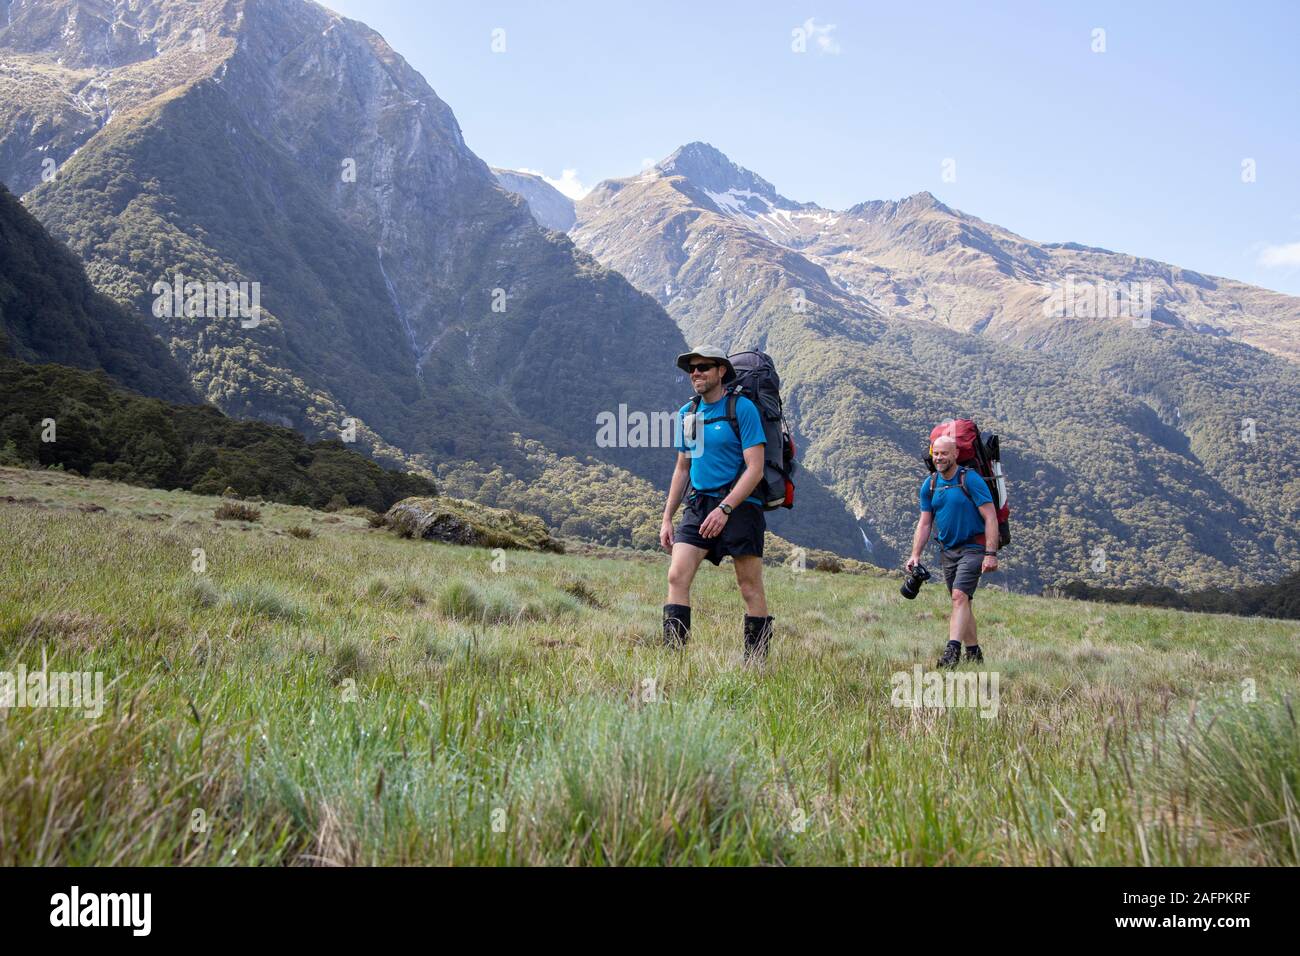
698, 507, 730, 538
981, 554, 999, 573
659, 518, 675, 552
905, 554, 922, 572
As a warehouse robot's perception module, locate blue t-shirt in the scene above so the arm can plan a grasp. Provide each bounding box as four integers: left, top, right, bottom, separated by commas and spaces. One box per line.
919, 468, 994, 549
675, 395, 766, 506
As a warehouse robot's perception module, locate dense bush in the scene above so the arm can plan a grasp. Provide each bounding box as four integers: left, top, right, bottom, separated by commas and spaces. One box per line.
0, 357, 436, 511
215, 501, 262, 522
0, 184, 195, 403
1054, 572, 1300, 621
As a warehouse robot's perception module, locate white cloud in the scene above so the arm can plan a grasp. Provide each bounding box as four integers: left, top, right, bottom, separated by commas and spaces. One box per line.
1258, 242, 1300, 269
519, 167, 589, 200
803, 17, 841, 55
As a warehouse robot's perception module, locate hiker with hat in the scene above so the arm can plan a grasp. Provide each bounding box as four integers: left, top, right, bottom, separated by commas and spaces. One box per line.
659, 346, 774, 663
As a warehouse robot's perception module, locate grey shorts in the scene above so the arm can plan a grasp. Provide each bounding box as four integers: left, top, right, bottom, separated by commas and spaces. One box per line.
941, 545, 984, 599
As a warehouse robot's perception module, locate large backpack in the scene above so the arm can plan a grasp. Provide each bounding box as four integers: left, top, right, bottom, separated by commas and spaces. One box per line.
924, 419, 1011, 549
685, 350, 796, 510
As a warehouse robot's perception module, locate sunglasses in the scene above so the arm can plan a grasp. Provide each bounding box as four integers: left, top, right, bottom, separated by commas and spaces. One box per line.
687, 363, 719, 374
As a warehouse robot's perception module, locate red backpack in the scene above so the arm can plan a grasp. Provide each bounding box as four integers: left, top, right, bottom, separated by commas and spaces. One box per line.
925, 419, 1011, 549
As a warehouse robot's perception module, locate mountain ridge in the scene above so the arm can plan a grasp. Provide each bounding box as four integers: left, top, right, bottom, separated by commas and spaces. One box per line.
632, 146, 1300, 362
1, 0, 864, 558
491, 168, 576, 232
506, 142, 1300, 361
7, 3, 1298, 585
568, 143, 1300, 590
0, 0, 716, 550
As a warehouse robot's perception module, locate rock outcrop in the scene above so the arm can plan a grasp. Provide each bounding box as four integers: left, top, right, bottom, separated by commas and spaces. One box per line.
384, 496, 562, 553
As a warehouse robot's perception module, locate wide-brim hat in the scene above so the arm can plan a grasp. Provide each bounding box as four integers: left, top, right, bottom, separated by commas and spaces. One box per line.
675, 345, 735, 383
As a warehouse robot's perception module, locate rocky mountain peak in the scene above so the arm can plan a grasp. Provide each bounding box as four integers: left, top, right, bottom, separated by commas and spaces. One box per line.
492, 168, 576, 232
655, 141, 803, 214
904, 190, 948, 211
846, 190, 954, 222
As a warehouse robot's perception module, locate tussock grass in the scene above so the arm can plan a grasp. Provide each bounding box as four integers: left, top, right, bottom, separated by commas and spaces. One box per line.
224, 583, 302, 621
1153, 695, 1300, 865
561, 578, 608, 609
215, 501, 261, 522
438, 579, 486, 621
362, 573, 429, 609
329, 640, 367, 683
508, 699, 781, 864
181, 576, 223, 609
1, 466, 1298, 865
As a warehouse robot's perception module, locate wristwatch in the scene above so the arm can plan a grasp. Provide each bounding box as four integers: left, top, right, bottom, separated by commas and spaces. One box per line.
983, 550, 997, 556
719, 503, 734, 515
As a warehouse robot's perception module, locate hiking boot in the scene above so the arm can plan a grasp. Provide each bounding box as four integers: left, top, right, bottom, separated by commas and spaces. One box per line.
937, 640, 962, 669
743, 614, 773, 664
663, 604, 691, 649
964, 644, 983, 663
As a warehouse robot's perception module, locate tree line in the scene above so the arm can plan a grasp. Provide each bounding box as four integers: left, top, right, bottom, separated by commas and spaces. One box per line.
0, 356, 436, 512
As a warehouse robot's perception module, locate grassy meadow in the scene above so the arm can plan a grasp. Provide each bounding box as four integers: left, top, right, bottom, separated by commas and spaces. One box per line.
1, 465, 1297, 866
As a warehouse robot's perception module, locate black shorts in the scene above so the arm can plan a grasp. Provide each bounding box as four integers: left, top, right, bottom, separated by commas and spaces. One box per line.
673, 490, 766, 566
941, 544, 985, 599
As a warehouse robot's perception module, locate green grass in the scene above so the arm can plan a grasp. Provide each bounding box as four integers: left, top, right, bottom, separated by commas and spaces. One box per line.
1, 466, 1298, 865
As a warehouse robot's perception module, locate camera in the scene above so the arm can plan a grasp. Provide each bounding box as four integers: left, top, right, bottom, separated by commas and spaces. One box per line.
900, 563, 931, 600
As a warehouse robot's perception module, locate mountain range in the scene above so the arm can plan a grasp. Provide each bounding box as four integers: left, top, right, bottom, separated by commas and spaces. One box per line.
0, 0, 705, 548
2, 0, 1297, 591
500, 143, 1300, 590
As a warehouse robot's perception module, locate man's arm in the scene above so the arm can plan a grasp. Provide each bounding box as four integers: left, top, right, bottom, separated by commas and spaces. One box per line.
907, 510, 934, 571
659, 452, 693, 550
978, 501, 999, 572
698, 443, 765, 538
723, 444, 765, 510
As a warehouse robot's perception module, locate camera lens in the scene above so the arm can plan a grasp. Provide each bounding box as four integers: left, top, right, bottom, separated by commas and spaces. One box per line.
900, 564, 929, 600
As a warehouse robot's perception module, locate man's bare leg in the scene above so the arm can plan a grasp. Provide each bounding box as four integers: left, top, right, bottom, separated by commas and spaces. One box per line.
950, 589, 977, 646
663, 543, 708, 648
734, 555, 772, 662
731, 555, 767, 616
666, 543, 708, 606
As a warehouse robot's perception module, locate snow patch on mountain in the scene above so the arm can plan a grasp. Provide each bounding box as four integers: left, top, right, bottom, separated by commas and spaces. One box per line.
703, 187, 771, 217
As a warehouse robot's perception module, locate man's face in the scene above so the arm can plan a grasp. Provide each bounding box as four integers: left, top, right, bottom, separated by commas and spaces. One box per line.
932, 438, 957, 471
687, 360, 725, 394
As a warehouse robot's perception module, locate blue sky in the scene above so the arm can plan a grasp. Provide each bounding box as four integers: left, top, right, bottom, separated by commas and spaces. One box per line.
325, 0, 1300, 295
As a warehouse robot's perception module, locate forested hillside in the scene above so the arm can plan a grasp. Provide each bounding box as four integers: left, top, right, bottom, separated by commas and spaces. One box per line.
1058, 572, 1300, 621
0, 184, 195, 403
0, 356, 436, 512
2, 0, 788, 553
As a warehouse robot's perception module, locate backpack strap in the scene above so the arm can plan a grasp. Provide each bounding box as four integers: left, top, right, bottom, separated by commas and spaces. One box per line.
957, 467, 992, 547
724, 393, 741, 442
927, 472, 939, 546
693, 390, 749, 498
722, 393, 748, 491
956, 467, 976, 507
699, 391, 742, 441
681, 395, 703, 443
931, 467, 975, 503
929, 467, 986, 546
